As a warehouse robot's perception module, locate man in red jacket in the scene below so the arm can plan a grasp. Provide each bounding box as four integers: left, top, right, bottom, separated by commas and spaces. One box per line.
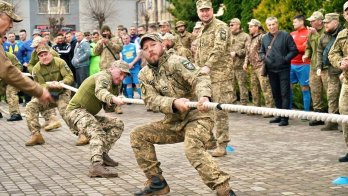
290, 15, 311, 113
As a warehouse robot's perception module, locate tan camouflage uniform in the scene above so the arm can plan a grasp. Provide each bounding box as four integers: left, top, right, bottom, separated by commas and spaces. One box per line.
131, 51, 230, 189
244, 33, 274, 108
229, 29, 250, 105
178, 31, 193, 49
94, 36, 123, 70
304, 27, 327, 112
66, 70, 124, 163
195, 16, 232, 145
26, 57, 74, 134
329, 27, 348, 147
4, 52, 22, 115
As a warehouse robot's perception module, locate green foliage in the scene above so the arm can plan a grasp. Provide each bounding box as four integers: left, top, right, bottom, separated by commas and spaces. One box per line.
168, 0, 199, 32
240, 0, 260, 31
221, 0, 242, 23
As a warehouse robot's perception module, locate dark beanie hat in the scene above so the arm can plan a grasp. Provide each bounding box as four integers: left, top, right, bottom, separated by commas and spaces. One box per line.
101, 25, 111, 32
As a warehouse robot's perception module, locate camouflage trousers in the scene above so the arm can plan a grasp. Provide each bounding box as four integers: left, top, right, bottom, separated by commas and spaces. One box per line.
130, 118, 230, 190
5, 84, 20, 115
339, 83, 348, 148
231, 69, 249, 105
211, 80, 233, 145
26, 90, 71, 134
66, 108, 124, 163
250, 67, 274, 108
327, 74, 341, 114
310, 69, 328, 111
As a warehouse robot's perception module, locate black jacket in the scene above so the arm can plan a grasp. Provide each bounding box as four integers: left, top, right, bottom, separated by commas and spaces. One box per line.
259, 30, 298, 72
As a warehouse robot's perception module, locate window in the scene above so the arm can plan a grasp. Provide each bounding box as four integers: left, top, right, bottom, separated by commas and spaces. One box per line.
38, 0, 70, 14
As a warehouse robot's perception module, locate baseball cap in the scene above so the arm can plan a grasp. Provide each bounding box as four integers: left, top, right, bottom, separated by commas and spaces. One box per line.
139, 33, 162, 49
344, 1, 348, 11
196, 0, 212, 10
161, 33, 175, 41
175, 21, 185, 28
323, 13, 340, 23
112, 60, 130, 74
36, 45, 49, 55
230, 18, 241, 24
32, 29, 41, 36
248, 19, 262, 26
159, 20, 170, 26
0, 1, 22, 22
194, 21, 203, 29
307, 11, 324, 21
31, 36, 42, 48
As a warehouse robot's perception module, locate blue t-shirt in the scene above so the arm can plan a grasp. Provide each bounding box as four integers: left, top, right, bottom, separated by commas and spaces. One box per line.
121, 43, 140, 73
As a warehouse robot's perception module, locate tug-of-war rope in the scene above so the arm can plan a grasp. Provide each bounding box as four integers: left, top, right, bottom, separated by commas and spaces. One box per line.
47, 82, 348, 124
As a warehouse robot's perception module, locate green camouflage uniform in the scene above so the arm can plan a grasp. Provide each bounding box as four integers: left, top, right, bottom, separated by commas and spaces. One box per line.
229, 30, 250, 105
131, 52, 230, 190
195, 17, 233, 145
328, 27, 348, 147
178, 31, 193, 49
4, 52, 22, 115
317, 26, 343, 114
244, 33, 274, 108
26, 57, 74, 134
304, 27, 327, 112
66, 70, 124, 163
93, 36, 123, 70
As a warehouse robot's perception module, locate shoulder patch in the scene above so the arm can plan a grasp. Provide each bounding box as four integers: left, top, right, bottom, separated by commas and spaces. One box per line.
220, 28, 227, 41
181, 60, 195, 70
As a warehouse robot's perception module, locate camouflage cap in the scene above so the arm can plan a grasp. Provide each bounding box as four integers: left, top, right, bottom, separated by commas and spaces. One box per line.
230, 18, 241, 24
161, 33, 175, 41
344, 1, 348, 11
159, 20, 170, 26
248, 19, 262, 27
323, 13, 340, 23
307, 11, 324, 21
139, 33, 162, 49
36, 45, 49, 55
175, 21, 185, 28
0, 1, 22, 22
30, 36, 42, 48
112, 60, 130, 74
196, 0, 212, 10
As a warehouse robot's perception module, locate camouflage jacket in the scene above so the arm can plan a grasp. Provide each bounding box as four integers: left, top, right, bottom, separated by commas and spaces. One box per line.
317, 25, 342, 75
195, 17, 231, 83
229, 30, 250, 70
66, 70, 120, 115
139, 51, 213, 126
244, 33, 264, 69
167, 46, 193, 62
32, 57, 74, 93
178, 31, 193, 49
329, 27, 348, 83
304, 27, 325, 70
94, 36, 123, 70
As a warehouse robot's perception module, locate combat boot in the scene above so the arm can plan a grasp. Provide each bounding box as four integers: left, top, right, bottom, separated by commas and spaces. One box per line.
216, 183, 236, 196
102, 152, 118, 167
7, 114, 23, 121
88, 162, 118, 178
75, 133, 89, 146
115, 105, 123, 114
309, 120, 325, 126
0, 112, 3, 118
25, 132, 45, 146
44, 117, 61, 131
134, 175, 170, 196
211, 143, 227, 157
321, 122, 338, 131
339, 153, 348, 162
269, 117, 281, 123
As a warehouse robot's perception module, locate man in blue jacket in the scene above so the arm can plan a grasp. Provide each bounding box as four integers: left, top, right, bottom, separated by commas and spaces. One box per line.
71, 31, 90, 87
260, 17, 298, 126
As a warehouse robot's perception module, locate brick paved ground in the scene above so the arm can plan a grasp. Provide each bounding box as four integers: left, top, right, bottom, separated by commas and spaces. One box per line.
0, 102, 348, 195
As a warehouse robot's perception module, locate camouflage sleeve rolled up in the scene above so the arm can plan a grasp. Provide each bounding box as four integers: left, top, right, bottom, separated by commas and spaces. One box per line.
59, 60, 74, 85
328, 29, 348, 69
138, 69, 176, 114
94, 72, 114, 105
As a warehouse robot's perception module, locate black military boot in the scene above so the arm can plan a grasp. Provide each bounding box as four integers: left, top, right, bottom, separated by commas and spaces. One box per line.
309, 120, 325, 126
7, 114, 23, 121
102, 152, 118, 167
278, 117, 289, 126
269, 117, 281, 123
134, 175, 170, 196
0, 112, 2, 118
339, 153, 348, 162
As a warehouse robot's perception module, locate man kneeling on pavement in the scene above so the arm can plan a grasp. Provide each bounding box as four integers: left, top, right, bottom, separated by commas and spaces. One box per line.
65, 60, 128, 178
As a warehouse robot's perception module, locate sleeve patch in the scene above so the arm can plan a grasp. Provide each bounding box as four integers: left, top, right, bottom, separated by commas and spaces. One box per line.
182, 60, 196, 70
220, 29, 227, 41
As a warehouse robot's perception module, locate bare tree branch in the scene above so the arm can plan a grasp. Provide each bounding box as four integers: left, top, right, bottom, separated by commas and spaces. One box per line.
82, 0, 115, 30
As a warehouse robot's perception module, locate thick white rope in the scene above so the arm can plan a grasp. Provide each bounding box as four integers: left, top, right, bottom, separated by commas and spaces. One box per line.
46, 82, 348, 124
